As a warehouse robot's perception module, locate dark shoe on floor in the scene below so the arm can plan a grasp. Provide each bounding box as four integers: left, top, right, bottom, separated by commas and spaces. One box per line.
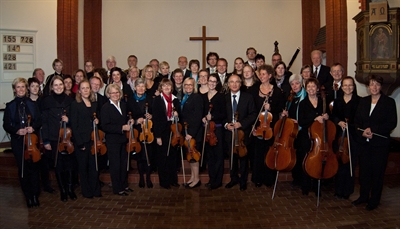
60, 191, 68, 202
139, 179, 145, 188
125, 187, 134, 192
240, 184, 247, 191
160, 184, 170, 189
118, 191, 128, 196
255, 183, 262, 188
187, 181, 201, 189
43, 186, 55, 194
225, 181, 238, 189
205, 182, 210, 188
365, 204, 377, 211
26, 198, 33, 208
147, 180, 153, 188
170, 183, 180, 187
94, 194, 103, 197
302, 190, 309, 196
209, 184, 222, 190
352, 198, 368, 206
68, 185, 77, 200
32, 195, 40, 207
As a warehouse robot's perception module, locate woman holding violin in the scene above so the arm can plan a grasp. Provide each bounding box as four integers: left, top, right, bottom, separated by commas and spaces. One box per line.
201, 73, 226, 189
330, 76, 360, 200
70, 80, 102, 198
251, 64, 285, 187
297, 78, 329, 195
3, 78, 42, 208
280, 74, 307, 188
180, 77, 204, 188
127, 78, 154, 188
41, 76, 76, 202
101, 84, 134, 196
353, 75, 397, 211
152, 78, 181, 189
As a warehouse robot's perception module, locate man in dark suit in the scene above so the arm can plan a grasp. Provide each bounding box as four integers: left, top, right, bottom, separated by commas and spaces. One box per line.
206, 52, 219, 74
325, 63, 344, 109
224, 74, 257, 191
178, 56, 191, 79
216, 58, 231, 93
311, 50, 331, 86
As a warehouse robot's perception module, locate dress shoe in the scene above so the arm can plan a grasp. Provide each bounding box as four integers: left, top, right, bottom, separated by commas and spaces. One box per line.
170, 183, 180, 187
342, 195, 349, 200
205, 182, 211, 188
139, 179, 145, 188
160, 184, 170, 189
43, 186, 55, 194
83, 195, 94, 199
60, 190, 68, 202
255, 183, 262, 188
183, 182, 192, 187
365, 204, 377, 211
352, 198, 368, 206
94, 194, 103, 197
240, 184, 247, 191
334, 193, 342, 199
26, 198, 33, 208
209, 184, 222, 190
302, 190, 309, 196
147, 180, 153, 188
225, 181, 238, 189
99, 180, 105, 188
125, 187, 134, 192
187, 181, 201, 189
118, 191, 128, 196
32, 195, 40, 207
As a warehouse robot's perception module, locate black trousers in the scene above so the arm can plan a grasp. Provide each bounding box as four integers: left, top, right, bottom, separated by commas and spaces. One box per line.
358, 143, 389, 207
334, 136, 358, 197
206, 126, 224, 187
252, 137, 275, 186
292, 130, 312, 192
11, 136, 40, 199
75, 142, 101, 197
107, 142, 128, 194
156, 131, 178, 187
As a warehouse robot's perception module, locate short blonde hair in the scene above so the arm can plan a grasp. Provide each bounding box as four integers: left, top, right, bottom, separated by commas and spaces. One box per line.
105, 84, 123, 100
141, 64, 155, 80
160, 61, 170, 69
12, 77, 28, 97
183, 77, 197, 93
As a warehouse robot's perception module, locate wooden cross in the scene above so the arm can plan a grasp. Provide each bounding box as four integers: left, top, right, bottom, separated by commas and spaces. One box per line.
189, 26, 219, 69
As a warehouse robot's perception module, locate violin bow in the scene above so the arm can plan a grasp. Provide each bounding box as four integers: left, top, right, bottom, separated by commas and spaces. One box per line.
55, 120, 63, 167
21, 135, 25, 178
249, 93, 269, 138
201, 120, 207, 167
345, 120, 353, 177
93, 118, 98, 172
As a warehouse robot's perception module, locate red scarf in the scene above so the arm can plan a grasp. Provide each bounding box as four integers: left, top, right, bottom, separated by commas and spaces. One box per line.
162, 92, 173, 118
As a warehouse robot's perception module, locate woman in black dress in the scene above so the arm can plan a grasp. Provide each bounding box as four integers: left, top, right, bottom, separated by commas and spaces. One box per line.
70, 80, 101, 198
201, 74, 226, 189
41, 76, 76, 202
352, 75, 397, 211
143, 64, 160, 99
3, 78, 41, 207
127, 78, 154, 188
101, 84, 134, 196
152, 79, 181, 189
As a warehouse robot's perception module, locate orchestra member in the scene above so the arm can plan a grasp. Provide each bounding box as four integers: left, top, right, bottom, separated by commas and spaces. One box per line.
127, 78, 154, 188
353, 75, 397, 211
189, 59, 200, 85
331, 76, 360, 200
172, 68, 184, 101
101, 84, 134, 196
197, 70, 209, 94
251, 65, 285, 187
232, 57, 245, 78
41, 76, 76, 202
70, 80, 101, 198
90, 75, 107, 108
180, 78, 204, 188
300, 65, 313, 87
298, 78, 329, 195
108, 67, 133, 101
3, 78, 42, 207
274, 61, 292, 98
43, 59, 64, 97
72, 69, 87, 94
63, 75, 75, 99
202, 74, 226, 189
142, 64, 160, 99
127, 66, 140, 92
224, 74, 257, 191
152, 79, 181, 189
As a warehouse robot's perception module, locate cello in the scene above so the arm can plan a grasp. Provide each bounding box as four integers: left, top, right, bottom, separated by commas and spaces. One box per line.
184, 122, 201, 162
303, 86, 338, 206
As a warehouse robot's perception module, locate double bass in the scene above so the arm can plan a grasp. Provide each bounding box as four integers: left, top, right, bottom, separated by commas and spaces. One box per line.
266, 91, 298, 172
303, 86, 338, 205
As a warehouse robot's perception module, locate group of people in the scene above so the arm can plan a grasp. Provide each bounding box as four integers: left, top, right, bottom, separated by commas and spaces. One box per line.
3, 48, 397, 212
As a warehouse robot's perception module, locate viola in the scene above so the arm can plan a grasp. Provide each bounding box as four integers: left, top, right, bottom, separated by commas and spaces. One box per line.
303, 86, 338, 180
139, 103, 154, 144
58, 110, 74, 154
91, 112, 107, 156
329, 83, 339, 112
232, 112, 247, 158
184, 122, 201, 162
205, 104, 217, 146
336, 120, 350, 164
170, 108, 184, 147
254, 94, 273, 140
266, 91, 298, 171
24, 115, 41, 162
126, 112, 141, 154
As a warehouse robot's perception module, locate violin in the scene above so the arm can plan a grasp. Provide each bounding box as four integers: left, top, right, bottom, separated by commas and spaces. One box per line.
205, 104, 217, 146
184, 122, 201, 162
126, 112, 141, 154
336, 119, 350, 164
139, 103, 154, 144
232, 112, 247, 158
254, 94, 273, 140
91, 112, 107, 156
170, 108, 184, 147
58, 110, 74, 154
303, 86, 338, 180
266, 91, 298, 171
24, 115, 41, 162
329, 83, 339, 112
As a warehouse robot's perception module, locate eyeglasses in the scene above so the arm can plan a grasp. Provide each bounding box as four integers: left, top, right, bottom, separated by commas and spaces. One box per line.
184, 84, 194, 87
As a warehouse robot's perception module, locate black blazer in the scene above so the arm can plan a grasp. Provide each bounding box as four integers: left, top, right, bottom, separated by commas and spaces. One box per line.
201, 92, 226, 125
152, 95, 181, 139
354, 94, 397, 147
100, 100, 128, 144
183, 69, 191, 80
70, 100, 98, 147
180, 93, 204, 142
96, 93, 107, 110
314, 64, 331, 87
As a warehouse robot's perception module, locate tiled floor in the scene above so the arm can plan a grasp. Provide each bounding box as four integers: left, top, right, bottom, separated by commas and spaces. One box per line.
0, 175, 399, 229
